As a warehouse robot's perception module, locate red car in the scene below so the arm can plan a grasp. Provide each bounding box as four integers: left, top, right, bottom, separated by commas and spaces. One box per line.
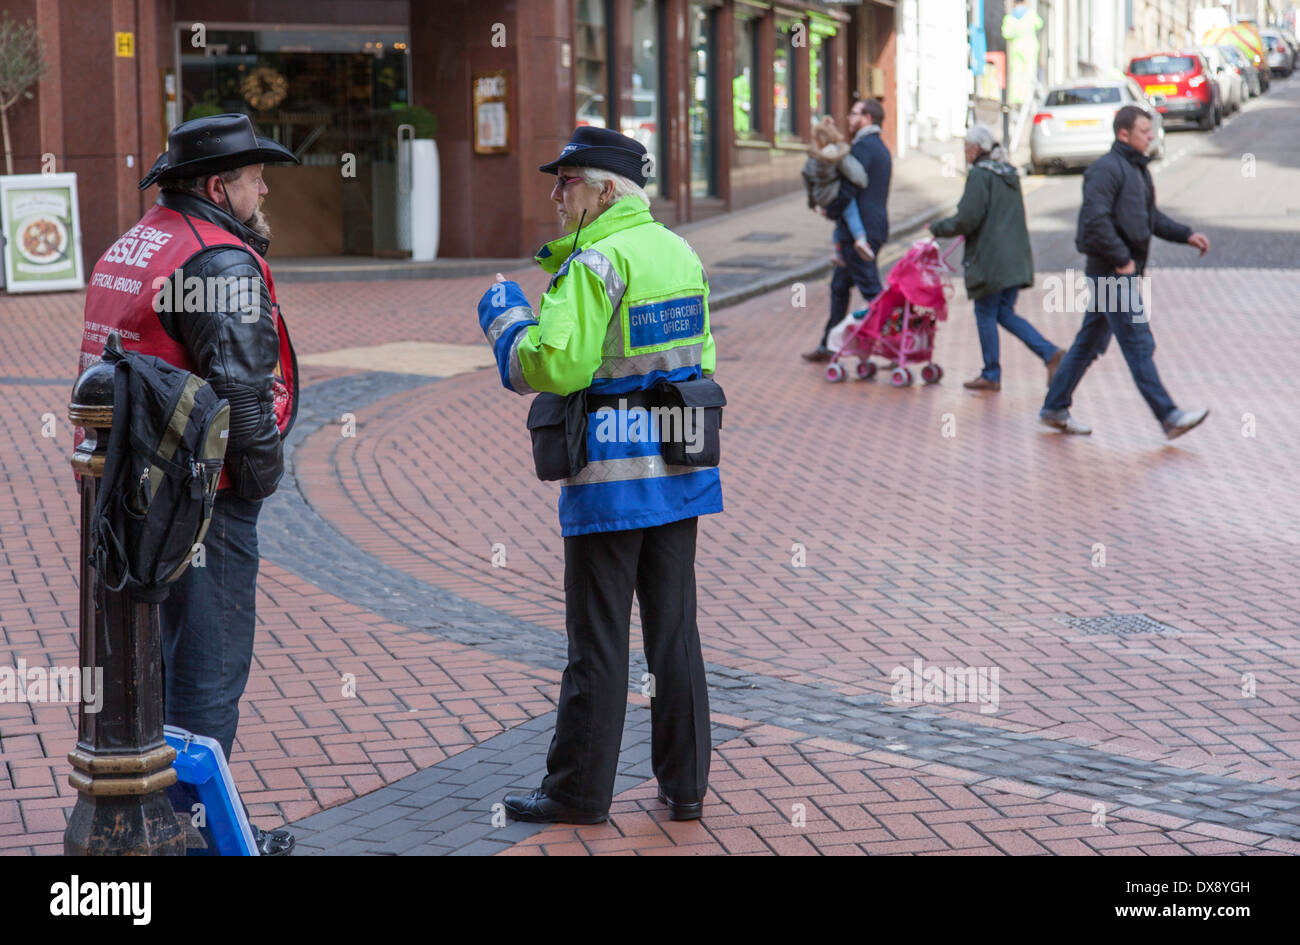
1127, 51, 1221, 130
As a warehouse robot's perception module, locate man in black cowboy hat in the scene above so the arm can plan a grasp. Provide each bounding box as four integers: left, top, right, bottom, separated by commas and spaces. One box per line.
77, 113, 300, 854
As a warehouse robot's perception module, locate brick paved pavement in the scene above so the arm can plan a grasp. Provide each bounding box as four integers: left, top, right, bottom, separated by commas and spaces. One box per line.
3, 165, 1299, 854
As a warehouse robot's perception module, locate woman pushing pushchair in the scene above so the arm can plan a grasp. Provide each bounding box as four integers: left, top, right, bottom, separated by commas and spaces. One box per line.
929, 124, 1063, 391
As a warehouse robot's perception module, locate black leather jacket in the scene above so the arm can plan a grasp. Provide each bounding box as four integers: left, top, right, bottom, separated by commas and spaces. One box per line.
154, 190, 296, 500
1075, 141, 1192, 275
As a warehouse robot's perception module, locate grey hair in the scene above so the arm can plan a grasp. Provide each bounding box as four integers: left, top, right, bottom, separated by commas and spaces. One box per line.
965, 123, 1007, 162
579, 167, 650, 209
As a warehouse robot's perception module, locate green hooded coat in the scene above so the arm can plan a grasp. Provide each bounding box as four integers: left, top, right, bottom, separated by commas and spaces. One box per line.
930, 158, 1034, 300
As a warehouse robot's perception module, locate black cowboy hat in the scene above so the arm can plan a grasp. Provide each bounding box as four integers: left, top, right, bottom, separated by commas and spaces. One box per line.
538, 125, 649, 187
138, 113, 299, 191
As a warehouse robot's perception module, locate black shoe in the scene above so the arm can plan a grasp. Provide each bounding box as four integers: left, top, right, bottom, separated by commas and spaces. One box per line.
251, 825, 296, 856
656, 789, 704, 821
502, 788, 607, 824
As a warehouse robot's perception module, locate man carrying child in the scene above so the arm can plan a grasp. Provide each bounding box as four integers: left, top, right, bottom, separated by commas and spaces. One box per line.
803, 98, 892, 363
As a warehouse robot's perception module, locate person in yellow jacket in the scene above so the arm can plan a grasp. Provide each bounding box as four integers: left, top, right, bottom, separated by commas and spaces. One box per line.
1002, 0, 1043, 106
477, 126, 722, 824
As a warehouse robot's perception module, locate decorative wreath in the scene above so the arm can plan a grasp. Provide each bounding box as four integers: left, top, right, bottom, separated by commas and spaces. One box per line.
241, 66, 288, 111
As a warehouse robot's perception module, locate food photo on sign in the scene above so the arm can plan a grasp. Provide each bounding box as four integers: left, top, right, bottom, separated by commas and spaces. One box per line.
0, 172, 85, 293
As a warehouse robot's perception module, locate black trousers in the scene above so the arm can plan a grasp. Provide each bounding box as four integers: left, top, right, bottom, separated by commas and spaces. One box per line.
541, 516, 712, 813
822, 237, 885, 347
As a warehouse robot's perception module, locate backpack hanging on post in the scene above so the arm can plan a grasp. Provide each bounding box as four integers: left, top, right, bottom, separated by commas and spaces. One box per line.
89, 333, 231, 603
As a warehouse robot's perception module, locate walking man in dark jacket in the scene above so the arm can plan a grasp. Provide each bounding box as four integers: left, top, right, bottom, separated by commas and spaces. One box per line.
1040, 105, 1210, 437
930, 124, 1061, 391
804, 98, 892, 361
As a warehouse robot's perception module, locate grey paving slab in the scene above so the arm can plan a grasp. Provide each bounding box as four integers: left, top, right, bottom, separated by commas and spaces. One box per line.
446, 773, 519, 800
388, 781, 464, 808
347, 804, 417, 829
448, 839, 515, 857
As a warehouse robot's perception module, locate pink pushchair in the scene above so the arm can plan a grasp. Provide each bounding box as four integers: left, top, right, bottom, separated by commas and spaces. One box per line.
825, 236, 963, 387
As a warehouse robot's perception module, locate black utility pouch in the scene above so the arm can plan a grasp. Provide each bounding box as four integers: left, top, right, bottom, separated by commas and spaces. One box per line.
657, 377, 726, 467
526, 391, 589, 481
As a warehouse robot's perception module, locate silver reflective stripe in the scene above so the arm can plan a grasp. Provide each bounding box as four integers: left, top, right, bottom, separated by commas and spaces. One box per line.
485, 304, 535, 347
566, 454, 700, 486
506, 332, 536, 394
575, 248, 626, 313
593, 342, 703, 379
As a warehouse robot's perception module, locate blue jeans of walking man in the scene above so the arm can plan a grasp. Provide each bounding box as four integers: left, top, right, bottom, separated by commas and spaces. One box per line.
1043, 272, 1175, 422
974, 287, 1058, 382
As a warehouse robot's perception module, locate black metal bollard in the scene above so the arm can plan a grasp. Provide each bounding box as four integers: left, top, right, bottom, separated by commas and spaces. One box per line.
63, 359, 185, 856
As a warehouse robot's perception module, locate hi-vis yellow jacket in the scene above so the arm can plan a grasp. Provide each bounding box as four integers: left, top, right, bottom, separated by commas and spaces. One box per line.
478, 196, 723, 536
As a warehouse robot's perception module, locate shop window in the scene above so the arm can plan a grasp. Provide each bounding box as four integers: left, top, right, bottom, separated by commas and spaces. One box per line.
810, 28, 833, 120
177, 26, 411, 257
576, 0, 611, 132
626, 0, 661, 195
733, 13, 759, 138
774, 20, 797, 142
689, 3, 716, 197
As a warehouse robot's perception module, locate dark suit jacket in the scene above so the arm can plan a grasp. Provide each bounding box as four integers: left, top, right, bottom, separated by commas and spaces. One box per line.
834, 128, 891, 248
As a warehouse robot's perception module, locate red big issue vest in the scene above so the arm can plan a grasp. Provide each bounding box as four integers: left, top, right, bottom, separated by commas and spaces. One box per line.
78, 203, 296, 490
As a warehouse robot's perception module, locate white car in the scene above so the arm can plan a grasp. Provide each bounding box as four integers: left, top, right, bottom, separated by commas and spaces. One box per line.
1200, 45, 1244, 114
1030, 78, 1166, 174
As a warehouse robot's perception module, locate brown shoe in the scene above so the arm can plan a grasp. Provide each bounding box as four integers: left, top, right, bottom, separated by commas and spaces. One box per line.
802, 346, 831, 363
963, 376, 1001, 391
1045, 349, 1065, 388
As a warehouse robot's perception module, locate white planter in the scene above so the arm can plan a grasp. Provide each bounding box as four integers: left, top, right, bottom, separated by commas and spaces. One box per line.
410, 138, 439, 261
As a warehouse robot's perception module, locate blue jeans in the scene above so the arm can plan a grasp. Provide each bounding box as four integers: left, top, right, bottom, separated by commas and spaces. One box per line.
1043, 273, 1176, 422
822, 239, 884, 346
841, 199, 866, 243
159, 493, 262, 760
973, 287, 1058, 382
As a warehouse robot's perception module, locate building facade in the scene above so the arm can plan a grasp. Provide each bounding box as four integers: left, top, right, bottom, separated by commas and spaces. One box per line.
3, 0, 904, 263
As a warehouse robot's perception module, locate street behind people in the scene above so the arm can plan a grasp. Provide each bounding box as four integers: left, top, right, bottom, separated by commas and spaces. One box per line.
930, 123, 1062, 391
802, 115, 873, 267
477, 126, 721, 825
76, 113, 300, 855
804, 98, 892, 362
1041, 105, 1211, 438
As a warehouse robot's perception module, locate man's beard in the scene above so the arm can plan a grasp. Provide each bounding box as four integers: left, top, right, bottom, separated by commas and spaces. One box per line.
244, 204, 271, 240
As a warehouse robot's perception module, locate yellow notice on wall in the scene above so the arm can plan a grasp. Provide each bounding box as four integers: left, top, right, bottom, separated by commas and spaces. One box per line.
115, 32, 134, 57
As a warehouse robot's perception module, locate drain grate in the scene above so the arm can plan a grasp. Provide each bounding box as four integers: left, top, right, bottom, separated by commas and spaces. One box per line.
738, 231, 791, 242
1057, 613, 1181, 636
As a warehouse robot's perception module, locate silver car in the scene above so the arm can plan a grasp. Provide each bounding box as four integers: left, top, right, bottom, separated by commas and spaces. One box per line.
1218, 44, 1263, 98
1260, 30, 1295, 77
1281, 27, 1300, 70
1030, 78, 1165, 174
1200, 45, 1244, 114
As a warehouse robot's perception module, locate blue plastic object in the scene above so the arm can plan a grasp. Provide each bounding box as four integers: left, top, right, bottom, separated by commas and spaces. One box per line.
164, 725, 259, 856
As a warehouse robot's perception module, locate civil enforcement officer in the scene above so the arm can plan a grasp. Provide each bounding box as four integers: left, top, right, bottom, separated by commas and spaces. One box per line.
77, 113, 299, 854
478, 126, 723, 824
